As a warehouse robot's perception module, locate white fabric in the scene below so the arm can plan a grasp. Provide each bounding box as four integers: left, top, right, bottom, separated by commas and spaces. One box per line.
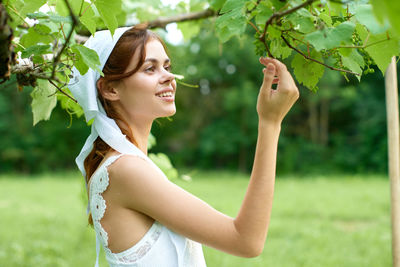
89, 153, 207, 267
68, 27, 145, 186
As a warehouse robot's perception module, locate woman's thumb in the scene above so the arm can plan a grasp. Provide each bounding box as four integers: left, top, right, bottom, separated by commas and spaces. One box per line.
261, 63, 275, 91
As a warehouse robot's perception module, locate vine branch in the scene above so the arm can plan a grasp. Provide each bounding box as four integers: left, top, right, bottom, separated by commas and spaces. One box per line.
146, 8, 217, 29
281, 35, 360, 76
48, 79, 77, 103
50, 0, 77, 80
260, 0, 316, 42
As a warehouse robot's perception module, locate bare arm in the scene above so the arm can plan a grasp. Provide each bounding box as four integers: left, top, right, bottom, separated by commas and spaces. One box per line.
234, 58, 300, 255
107, 57, 299, 257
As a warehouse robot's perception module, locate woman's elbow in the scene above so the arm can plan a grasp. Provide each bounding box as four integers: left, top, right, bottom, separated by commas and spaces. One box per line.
238, 241, 265, 258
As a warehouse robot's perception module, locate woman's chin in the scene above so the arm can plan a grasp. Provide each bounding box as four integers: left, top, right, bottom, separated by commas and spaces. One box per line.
159, 107, 176, 118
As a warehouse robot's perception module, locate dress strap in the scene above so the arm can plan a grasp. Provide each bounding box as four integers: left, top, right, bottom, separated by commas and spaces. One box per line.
95, 234, 100, 267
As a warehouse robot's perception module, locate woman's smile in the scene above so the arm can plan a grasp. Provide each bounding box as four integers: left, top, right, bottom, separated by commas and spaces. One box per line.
155, 88, 175, 102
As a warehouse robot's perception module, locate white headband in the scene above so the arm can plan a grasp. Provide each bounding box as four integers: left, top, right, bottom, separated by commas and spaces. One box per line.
68, 27, 148, 202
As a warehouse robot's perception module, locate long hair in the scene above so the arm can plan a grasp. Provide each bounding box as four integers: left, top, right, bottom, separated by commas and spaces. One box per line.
83, 24, 168, 225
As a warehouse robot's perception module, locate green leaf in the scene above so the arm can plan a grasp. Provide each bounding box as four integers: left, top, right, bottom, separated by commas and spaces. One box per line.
79, 2, 97, 35
27, 12, 50, 20
148, 133, 156, 150
305, 21, 355, 51
215, 0, 247, 42
54, 0, 84, 16
354, 4, 387, 34
178, 21, 201, 41
58, 87, 84, 118
270, 38, 292, 59
371, 0, 400, 36
94, 0, 122, 35
287, 8, 315, 34
254, 1, 273, 27
356, 24, 400, 74
291, 50, 325, 90
148, 153, 178, 180
27, 11, 72, 24
20, 0, 47, 17
31, 80, 57, 126
210, 0, 226, 10
340, 49, 365, 80
21, 44, 51, 58
71, 44, 102, 75
20, 25, 53, 48
319, 12, 332, 27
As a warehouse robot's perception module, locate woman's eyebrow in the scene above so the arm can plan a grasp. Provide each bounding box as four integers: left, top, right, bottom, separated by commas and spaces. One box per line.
144, 58, 171, 64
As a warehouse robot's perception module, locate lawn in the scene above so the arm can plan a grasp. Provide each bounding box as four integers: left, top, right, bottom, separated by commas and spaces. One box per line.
0, 171, 392, 267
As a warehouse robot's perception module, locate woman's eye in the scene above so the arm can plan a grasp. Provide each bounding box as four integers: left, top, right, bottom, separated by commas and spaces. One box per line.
145, 66, 155, 72
164, 65, 172, 72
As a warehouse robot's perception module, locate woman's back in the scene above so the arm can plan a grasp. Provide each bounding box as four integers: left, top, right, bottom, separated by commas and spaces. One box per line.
88, 153, 206, 266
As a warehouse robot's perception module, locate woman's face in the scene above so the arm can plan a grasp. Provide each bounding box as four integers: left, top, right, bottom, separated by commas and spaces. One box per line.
114, 39, 176, 122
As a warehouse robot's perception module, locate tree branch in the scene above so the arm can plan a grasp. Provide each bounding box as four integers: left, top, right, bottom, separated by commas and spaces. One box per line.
48, 79, 77, 103
145, 8, 217, 29
74, 8, 218, 43
260, 0, 316, 41
281, 35, 360, 76
50, 0, 77, 80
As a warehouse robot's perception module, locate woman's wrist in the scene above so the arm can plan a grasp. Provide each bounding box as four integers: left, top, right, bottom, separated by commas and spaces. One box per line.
258, 118, 282, 131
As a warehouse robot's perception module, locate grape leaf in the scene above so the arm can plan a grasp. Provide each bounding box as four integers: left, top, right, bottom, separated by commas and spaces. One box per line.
20, 0, 47, 18
178, 21, 201, 41
94, 0, 122, 35
21, 44, 51, 58
58, 88, 84, 119
354, 4, 387, 34
287, 8, 315, 34
319, 11, 332, 27
20, 25, 53, 48
356, 24, 399, 74
254, 1, 273, 27
71, 44, 102, 75
270, 39, 292, 59
54, 0, 83, 17
291, 50, 325, 90
215, 0, 247, 42
340, 49, 365, 80
79, 2, 97, 35
31, 80, 57, 126
305, 21, 355, 51
370, 0, 400, 36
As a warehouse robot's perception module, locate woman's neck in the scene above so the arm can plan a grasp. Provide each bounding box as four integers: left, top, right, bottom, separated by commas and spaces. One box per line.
128, 119, 153, 156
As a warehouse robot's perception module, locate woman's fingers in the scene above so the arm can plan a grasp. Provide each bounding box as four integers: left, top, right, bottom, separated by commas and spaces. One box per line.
260, 63, 276, 93
259, 57, 296, 91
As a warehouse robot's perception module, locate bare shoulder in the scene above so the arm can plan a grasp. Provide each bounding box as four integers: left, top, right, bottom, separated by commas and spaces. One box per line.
107, 153, 162, 183
105, 153, 169, 208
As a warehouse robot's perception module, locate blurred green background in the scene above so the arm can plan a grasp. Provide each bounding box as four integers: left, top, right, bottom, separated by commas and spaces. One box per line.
0, 27, 390, 174
0, 24, 395, 267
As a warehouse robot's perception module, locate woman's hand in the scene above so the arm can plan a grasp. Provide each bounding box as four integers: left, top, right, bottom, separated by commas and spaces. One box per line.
256, 57, 299, 125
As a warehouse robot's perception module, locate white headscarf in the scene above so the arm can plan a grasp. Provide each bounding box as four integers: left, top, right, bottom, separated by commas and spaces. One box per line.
68, 27, 148, 198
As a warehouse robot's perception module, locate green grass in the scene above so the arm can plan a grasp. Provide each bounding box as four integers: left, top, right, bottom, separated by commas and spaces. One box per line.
0, 171, 392, 267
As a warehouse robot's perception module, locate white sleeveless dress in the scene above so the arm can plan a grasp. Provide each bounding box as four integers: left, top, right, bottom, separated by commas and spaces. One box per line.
88, 153, 207, 267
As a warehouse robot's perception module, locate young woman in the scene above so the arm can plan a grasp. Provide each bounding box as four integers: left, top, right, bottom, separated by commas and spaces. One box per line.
69, 25, 299, 267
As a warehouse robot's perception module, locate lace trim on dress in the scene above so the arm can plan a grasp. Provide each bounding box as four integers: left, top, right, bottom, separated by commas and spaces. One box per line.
89, 154, 163, 264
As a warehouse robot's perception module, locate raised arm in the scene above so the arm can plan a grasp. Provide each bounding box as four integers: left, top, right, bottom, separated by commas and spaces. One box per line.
106, 57, 299, 257
233, 57, 299, 255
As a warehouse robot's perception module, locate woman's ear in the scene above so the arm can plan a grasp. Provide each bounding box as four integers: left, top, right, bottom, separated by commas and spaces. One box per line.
97, 78, 120, 101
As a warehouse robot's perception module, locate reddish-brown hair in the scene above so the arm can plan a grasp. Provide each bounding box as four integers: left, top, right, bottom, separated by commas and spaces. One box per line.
83, 24, 167, 225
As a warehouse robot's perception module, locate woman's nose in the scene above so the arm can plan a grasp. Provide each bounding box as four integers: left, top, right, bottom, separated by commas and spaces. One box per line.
160, 69, 175, 84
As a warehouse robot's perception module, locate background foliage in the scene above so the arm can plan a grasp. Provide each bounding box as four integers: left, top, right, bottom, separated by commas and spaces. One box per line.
1, 0, 399, 174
